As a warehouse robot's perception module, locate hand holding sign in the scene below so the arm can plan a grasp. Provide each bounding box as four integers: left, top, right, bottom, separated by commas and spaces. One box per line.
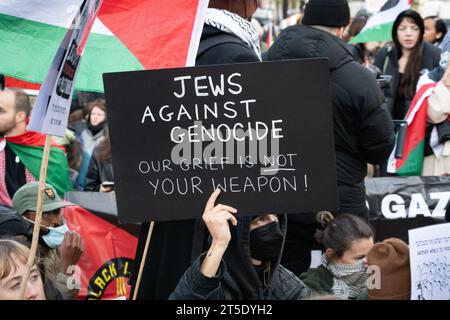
202, 189, 238, 248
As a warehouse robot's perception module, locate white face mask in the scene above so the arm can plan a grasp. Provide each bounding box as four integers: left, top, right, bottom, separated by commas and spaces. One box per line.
41, 224, 69, 249
24, 217, 69, 249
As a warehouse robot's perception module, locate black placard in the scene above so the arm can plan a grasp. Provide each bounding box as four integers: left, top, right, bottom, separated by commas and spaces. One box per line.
103, 59, 337, 223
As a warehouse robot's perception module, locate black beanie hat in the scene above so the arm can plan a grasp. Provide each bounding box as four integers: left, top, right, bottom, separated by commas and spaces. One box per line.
302, 0, 350, 28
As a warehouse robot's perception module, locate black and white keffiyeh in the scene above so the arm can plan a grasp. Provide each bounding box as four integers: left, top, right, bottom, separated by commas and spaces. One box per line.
322, 254, 368, 300
204, 8, 261, 60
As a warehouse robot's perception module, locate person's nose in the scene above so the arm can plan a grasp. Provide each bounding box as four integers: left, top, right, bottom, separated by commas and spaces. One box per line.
50, 215, 62, 227
24, 282, 38, 300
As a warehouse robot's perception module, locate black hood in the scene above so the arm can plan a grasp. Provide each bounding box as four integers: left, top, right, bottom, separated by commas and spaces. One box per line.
0, 212, 31, 238
268, 24, 354, 71
200, 24, 228, 42
223, 214, 287, 299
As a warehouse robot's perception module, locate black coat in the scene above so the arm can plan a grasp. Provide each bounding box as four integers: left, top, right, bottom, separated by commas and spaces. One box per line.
169, 215, 312, 300
267, 25, 395, 216
196, 25, 260, 65
84, 147, 114, 192
130, 24, 261, 300
374, 42, 441, 118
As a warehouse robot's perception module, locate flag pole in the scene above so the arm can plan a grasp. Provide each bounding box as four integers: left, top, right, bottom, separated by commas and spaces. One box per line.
19, 135, 52, 299
132, 221, 155, 300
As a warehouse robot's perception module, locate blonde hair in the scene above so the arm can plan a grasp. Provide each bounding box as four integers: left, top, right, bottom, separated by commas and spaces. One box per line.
0, 240, 38, 280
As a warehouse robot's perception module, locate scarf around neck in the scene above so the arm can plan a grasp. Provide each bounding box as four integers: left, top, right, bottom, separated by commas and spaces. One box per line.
204, 8, 261, 60
322, 254, 368, 300
88, 121, 106, 136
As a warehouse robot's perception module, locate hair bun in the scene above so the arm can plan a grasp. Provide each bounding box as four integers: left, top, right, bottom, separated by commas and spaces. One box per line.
316, 211, 334, 227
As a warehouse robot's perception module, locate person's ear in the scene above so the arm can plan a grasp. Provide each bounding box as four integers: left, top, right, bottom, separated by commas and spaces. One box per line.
14, 110, 26, 123
436, 32, 443, 41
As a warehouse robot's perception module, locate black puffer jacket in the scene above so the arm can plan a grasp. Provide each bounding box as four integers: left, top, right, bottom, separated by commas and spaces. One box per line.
374, 42, 441, 118
169, 215, 312, 300
267, 25, 395, 216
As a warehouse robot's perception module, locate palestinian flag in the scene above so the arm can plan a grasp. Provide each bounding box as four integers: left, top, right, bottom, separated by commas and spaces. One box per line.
387, 82, 437, 176
5, 131, 73, 196
0, 0, 208, 93
350, 0, 411, 44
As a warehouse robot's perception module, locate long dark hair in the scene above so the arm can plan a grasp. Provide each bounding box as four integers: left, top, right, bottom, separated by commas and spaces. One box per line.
98, 126, 112, 163
392, 10, 424, 99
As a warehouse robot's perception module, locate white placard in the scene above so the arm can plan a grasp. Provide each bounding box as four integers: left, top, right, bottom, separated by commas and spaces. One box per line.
409, 223, 450, 300
29, 0, 102, 137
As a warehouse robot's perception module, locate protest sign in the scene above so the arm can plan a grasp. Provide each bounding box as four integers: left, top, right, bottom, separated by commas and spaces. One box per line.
365, 176, 450, 241
104, 59, 338, 223
409, 223, 450, 300
28, 0, 102, 137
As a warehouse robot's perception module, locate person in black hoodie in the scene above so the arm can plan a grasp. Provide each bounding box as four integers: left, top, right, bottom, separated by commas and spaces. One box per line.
169, 189, 312, 300
131, 0, 263, 300
266, 0, 395, 275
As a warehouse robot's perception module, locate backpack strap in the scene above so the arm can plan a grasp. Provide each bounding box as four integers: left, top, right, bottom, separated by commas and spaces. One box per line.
197, 33, 248, 58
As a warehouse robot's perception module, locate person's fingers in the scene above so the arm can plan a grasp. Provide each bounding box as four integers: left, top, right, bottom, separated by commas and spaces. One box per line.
211, 211, 238, 227
211, 204, 237, 215
216, 211, 238, 226
72, 232, 80, 248
205, 189, 221, 212
76, 233, 82, 249
229, 214, 238, 226
79, 237, 84, 253
64, 231, 73, 245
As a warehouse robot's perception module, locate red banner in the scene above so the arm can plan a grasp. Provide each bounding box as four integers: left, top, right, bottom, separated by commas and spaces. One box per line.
63, 205, 137, 300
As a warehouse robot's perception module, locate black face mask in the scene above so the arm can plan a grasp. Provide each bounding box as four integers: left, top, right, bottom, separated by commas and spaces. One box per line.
250, 221, 284, 262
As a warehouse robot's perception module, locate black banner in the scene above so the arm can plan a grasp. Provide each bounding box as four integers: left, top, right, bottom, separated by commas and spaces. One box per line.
103, 59, 337, 223
365, 176, 450, 242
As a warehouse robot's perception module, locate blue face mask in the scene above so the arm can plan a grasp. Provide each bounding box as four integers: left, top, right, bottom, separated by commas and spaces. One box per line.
439, 51, 449, 71
41, 224, 69, 249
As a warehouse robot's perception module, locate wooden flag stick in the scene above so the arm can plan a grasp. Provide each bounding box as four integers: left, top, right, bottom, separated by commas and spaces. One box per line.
132, 221, 155, 300
19, 135, 52, 300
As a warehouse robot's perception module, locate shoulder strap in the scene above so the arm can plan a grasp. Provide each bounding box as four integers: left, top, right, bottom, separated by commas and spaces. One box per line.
197, 33, 247, 58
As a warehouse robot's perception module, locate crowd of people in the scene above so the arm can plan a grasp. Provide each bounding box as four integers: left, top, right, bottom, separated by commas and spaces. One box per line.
1, 0, 450, 300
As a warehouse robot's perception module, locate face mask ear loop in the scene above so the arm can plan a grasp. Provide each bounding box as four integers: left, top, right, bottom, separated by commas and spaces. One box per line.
23, 217, 51, 233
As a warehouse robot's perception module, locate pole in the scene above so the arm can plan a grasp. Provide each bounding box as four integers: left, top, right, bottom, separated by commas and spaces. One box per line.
19, 135, 52, 299
132, 221, 155, 300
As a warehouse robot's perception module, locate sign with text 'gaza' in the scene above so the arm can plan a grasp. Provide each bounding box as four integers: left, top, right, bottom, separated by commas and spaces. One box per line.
103, 59, 337, 223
